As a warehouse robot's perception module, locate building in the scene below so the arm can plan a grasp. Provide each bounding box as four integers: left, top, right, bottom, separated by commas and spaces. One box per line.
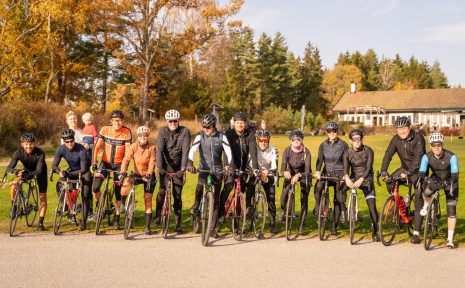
333, 88, 465, 128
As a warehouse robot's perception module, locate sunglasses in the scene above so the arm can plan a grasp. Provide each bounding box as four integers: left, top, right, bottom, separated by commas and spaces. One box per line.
111, 119, 122, 123
351, 137, 361, 142
431, 143, 442, 148
168, 120, 179, 124
138, 134, 148, 138
256, 131, 271, 138
326, 130, 337, 134
203, 126, 212, 129
291, 137, 302, 142
64, 139, 74, 144
258, 138, 269, 143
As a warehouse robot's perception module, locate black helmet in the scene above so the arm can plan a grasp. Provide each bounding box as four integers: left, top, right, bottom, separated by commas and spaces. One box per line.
61, 128, 75, 140
325, 121, 339, 131
110, 109, 125, 119
233, 111, 247, 121
289, 130, 304, 140
394, 116, 411, 128
349, 129, 364, 139
201, 113, 217, 127
20, 133, 35, 142
256, 128, 271, 139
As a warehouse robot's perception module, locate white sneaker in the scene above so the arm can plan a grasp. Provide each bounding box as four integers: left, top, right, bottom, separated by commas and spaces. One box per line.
447, 241, 455, 249
420, 204, 429, 216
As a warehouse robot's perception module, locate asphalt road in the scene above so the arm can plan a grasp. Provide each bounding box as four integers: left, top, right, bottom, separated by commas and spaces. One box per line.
0, 231, 463, 288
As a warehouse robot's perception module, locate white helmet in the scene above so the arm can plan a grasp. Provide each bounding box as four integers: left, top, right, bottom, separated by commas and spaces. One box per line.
165, 109, 180, 121
428, 132, 444, 144
137, 126, 151, 136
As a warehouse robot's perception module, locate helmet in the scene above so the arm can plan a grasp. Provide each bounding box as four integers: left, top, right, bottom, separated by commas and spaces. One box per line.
349, 129, 364, 139
233, 111, 247, 122
61, 128, 75, 140
201, 113, 217, 127
82, 136, 94, 145
137, 126, 151, 136
110, 109, 124, 119
256, 128, 271, 139
289, 130, 304, 140
165, 109, 180, 121
428, 132, 444, 144
325, 121, 339, 131
20, 133, 35, 142
394, 116, 411, 128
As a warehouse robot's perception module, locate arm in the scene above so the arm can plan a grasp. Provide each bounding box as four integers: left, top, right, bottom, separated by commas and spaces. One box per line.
31, 151, 46, 176
92, 138, 104, 164
270, 148, 278, 171
361, 147, 374, 180
188, 134, 201, 163
52, 147, 62, 173
222, 134, 232, 165
315, 143, 325, 172
450, 155, 459, 183
120, 145, 134, 174
280, 148, 288, 174
248, 133, 259, 170
6, 151, 20, 174
147, 146, 156, 175
156, 128, 165, 170
381, 136, 397, 172
69, 150, 89, 177
343, 149, 350, 177
303, 148, 312, 177
419, 154, 429, 174
410, 133, 426, 175
181, 128, 191, 171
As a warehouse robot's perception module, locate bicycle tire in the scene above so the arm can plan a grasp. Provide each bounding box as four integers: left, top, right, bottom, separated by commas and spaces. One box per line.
379, 194, 398, 246
53, 189, 66, 235
232, 192, 246, 240
285, 192, 295, 241
106, 187, 114, 227
123, 191, 135, 240
162, 188, 172, 239
424, 197, 438, 250
318, 189, 330, 241
9, 189, 22, 237
95, 188, 108, 235
349, 193, 356, 245
26, 184, 39, 227
253, 192, 267, 239
201, 191, 214, 246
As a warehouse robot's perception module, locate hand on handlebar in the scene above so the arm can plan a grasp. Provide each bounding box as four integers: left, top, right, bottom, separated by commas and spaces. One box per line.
400, 173, 408, 179
283, 171, 291, 180
352, 177, 364, 189
186, 165, 196, 173
290, 174, 300, 185
345, 177, 354, 189
314, 171, 321, 180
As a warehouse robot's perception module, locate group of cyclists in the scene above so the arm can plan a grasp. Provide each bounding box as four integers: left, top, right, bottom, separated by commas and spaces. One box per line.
4, 108, 459, 248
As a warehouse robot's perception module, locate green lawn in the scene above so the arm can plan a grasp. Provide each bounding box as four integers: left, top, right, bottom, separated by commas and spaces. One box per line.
1, 135, 464, 245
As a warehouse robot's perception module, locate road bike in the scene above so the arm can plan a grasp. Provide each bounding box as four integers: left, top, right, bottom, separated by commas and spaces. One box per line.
317, 175, 342, 241
95, 168, 116, 235
222, 169, 247, 240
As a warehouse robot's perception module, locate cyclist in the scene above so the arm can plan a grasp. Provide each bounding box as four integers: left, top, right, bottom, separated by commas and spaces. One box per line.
52, 129, 91, 230
63, 111, 83, 144
343, 129, 379, 242
154, 109, 191, 233
120, 126, 156, 235
418, 132, 458, 248
219, 111, 258, 224
280, 130, 312, 235
314, 121, 348, 235
6, 133, 48, 231
247, 128, 279, 233
91, 109, 132, 230
380, 116, 425, 244
187, 113, 232, 238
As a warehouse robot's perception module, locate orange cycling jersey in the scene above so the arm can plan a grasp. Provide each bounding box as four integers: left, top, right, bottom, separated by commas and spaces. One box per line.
121, 142, 156, 176
93, 125, 132, 165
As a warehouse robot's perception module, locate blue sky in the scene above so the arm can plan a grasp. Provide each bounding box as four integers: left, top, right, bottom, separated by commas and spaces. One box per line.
236, 0, 465, 87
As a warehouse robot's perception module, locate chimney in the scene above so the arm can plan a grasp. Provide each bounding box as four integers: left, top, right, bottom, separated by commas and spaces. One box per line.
350, 81, 356, 93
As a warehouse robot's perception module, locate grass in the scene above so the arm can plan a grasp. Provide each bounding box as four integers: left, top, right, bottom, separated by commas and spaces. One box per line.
1, 135, 464, 246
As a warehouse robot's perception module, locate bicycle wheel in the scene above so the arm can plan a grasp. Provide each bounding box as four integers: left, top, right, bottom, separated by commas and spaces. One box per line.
201, 191, 214, 246
285, 192, 295, 241
9, 189, 22, 237
232, 192, 246, 241
123, 191, 135, 240
95, 188, 108, 235
162, 190, 172, 239
25, 184, 39, 227
106, 187, 114, 227
405, 193, 415, 237
253, 192, 267, 239
318, 190, 330, 241
424, 198, 438, 250
53, 189, 66, 235
379, 195, 398, 246
349, 194, 356, 245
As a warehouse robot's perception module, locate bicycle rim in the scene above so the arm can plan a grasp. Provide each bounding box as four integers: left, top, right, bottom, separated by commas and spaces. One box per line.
349, 194, 356, 245
232, 193, 246, 241
9, 190, 22, 237
424, 198, 437, 250
123, 192, 135, 240
379, 195, 398, 246
253, 193, 267, 239
201, 191, 214, 246
318, 191, 329, 241
95, 189, 108, 235
106, 187, 114, 227
26, 185, 39, 227
162, 190, 172, 239
285, 193, 294, 241
53, 190, 66, 235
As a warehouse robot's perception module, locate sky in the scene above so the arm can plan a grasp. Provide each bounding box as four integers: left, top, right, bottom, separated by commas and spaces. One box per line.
235, 0, 465, 87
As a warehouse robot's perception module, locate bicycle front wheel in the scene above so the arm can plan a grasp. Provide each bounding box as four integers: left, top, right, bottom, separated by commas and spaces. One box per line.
26, 184, 39, 227
9, 189, 22, 237
161, 190, 172, 239
285, 192, 295, 241
53, 190, 66, 235
318, 190, 330, 241
253, 192, 267, 239
424, 198, 438, 250
201, 191, 214, 246
349, 194, 356, 245
379, 195, 398, 246
232, 192, 246, 241
95, 189, 108, 235
123, 191, 135, 240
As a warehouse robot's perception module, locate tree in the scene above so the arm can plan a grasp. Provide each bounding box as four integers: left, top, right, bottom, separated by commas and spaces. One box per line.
298, 42, 324, 114
430, 61, 449, 88
379, 58, 396, 90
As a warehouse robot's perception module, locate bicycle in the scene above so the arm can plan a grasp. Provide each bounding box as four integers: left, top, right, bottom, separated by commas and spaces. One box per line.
250, 171, 278, 239
346, 181, 371, 245
423, 182, 447, 250
94, 168, 117, 235
376, 171, 415, 246
50, 170, 82, 235
2, 171, 39, 237
161, 172, 178, 239
222, 169, 247, 240
317, 175, 341, 241
122, 172, 142, 240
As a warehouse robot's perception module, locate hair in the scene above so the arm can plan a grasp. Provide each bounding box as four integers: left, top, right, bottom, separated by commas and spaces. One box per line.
66, 111, 77, 120
82, 112, 93, 122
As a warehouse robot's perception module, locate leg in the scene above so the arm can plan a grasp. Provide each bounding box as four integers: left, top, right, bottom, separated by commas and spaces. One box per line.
155, 172, 167, 225
80, 172, 92, 229
299, 178, 310, 232
313, 180, 324, 215
264, 181, 277, 228
219, 175, 234, 218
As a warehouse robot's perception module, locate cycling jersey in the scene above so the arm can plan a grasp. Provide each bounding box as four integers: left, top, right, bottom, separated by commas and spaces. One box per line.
419, 149, 458, 181
381, 130, 425, 175
93, 125, 132, 164
343, 144, 374, 180
224, 127, 258, 170
316, 138, 348, 173
281, 146, 312, 176
121, 142, 156, 176
52, 143, 90, 176
7, 147, 47, 177
249, 145, 278, 171
188, 130, 232, 172
156, 126, 190, 171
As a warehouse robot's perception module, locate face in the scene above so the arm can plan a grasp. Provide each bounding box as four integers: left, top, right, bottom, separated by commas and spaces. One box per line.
350, 136, 363, 149
234, 120, 246, 134
138, 133, 148, 145
83, 118, 92, 126
326, 129, 338, 141
167, 119, 179, 131
290, 137, 302, 148
203, 126, 215, 136
430, 142, 443, 156
396, 126, 411, 139
111, 117, 123, 130
21, 141, 35, 155
257, 137, 269, 150
64, 138, 75, 150
66, 115, 78, 129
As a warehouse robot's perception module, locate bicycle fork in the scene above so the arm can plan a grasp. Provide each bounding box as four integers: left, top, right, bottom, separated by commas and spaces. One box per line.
347, 189, 359, 222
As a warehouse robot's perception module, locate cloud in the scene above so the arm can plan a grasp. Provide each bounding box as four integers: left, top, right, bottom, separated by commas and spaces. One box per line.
239, 8, 282, 31
421, 22, 465, 44
357, 0, 399, 16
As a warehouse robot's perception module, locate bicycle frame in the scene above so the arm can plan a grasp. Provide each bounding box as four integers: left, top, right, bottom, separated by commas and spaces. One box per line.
347, 189, 359, 221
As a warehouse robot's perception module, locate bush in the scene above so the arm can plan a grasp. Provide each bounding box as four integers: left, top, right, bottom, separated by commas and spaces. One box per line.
440, 127, 461, 136
260, 105, 294, 134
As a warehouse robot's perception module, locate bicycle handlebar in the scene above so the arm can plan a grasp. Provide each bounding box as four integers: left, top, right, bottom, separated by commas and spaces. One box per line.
375, 170, 410, 187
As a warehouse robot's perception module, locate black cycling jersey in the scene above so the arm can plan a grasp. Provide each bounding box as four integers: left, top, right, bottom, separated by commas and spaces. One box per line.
381, 130, 426, 175
224, 127, 258, 170
421, 149, 458, 181
7, 147, 47, 176
316, 138, 348, 173
280, 146, 312, 176
343, 144, 374, 179
188, 130, 232, 172
156, 126, 191, 172
52, 143, 90, 177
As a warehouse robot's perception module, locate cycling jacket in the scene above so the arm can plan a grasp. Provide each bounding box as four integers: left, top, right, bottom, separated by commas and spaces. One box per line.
188, 130, 232, 172
224, 127, 258, 170
7, 147, 47, 176
93, 125, 132, 165
156, 126, 191, 172
381, 130, 425, 175
121, 142, 156, 176
343, 144, 374, 179
419, 149, 458, 181
316, 138, 348, 173
52, 143, 89, 177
